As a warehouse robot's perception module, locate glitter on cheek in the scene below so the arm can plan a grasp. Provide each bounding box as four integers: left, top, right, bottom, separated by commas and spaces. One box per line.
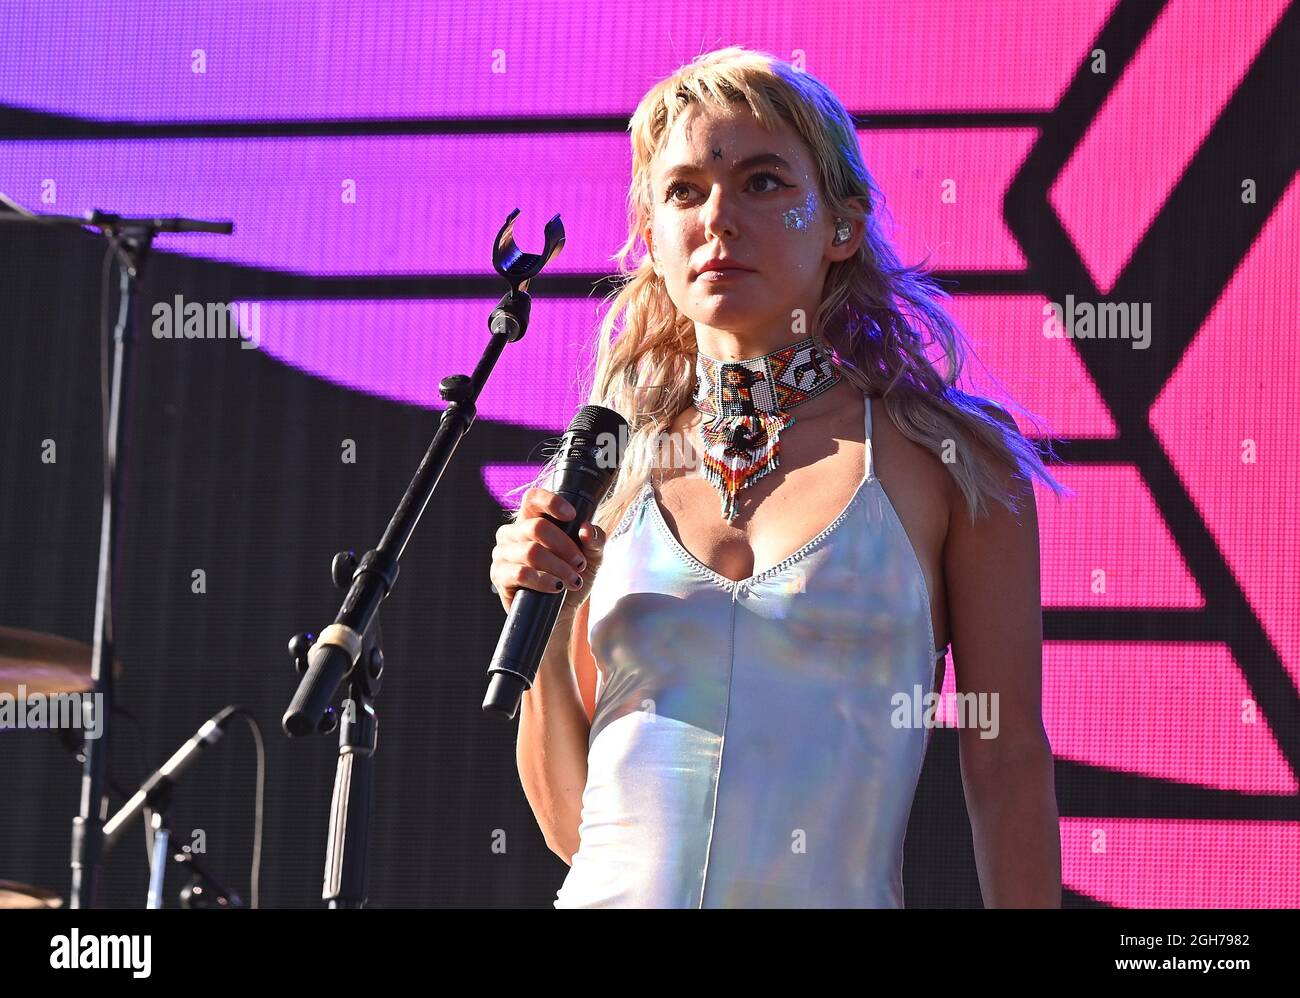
782, 191, 819, 231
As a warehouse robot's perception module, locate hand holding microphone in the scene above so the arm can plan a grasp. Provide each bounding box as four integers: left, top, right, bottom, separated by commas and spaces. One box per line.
483, 405, 627, 718
490, 486, 607, 617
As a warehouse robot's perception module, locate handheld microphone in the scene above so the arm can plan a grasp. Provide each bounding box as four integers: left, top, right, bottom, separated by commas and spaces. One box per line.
484, 405, 627, 718
102, 705, 242, 849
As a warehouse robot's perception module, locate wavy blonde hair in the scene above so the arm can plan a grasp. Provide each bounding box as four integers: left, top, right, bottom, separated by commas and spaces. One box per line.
509, 46, 1068, 536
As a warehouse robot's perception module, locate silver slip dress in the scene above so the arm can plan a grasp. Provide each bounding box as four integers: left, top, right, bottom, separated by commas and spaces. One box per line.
554, 394, 948, 908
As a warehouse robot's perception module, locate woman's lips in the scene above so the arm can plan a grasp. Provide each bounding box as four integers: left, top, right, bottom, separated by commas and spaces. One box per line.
696, 267, 754, 281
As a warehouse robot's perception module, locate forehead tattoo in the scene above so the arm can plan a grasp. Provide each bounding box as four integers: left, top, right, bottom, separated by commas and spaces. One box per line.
712, 147, 723, 159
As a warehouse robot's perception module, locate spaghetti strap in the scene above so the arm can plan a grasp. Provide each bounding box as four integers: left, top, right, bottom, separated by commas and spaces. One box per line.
862, 395, 875, 484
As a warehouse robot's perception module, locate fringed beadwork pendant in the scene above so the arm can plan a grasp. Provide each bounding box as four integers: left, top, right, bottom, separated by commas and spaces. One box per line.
691, 336, 841, 522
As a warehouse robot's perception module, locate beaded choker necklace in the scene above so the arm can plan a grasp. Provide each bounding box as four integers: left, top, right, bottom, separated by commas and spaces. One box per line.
691, 336, 842, 522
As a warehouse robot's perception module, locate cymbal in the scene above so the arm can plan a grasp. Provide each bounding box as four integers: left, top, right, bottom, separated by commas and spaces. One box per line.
0, 625, 98, 697
0, 879, 63, 909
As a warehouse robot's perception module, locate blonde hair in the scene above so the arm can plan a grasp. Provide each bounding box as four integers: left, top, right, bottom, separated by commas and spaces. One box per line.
508, 46, 1068, 535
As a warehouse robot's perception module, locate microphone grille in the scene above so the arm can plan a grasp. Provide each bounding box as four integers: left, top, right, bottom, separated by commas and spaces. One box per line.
567, 404, 629, 439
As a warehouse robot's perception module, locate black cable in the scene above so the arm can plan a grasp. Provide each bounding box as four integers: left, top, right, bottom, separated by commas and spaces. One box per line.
238, 710, 267, 910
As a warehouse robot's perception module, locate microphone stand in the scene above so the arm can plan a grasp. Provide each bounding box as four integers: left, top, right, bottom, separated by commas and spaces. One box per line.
142, 798, 246, 909
175, 849, 244, 908
282, 209, 564, 909
145, 794, 175, 909
0, 200, 233, 908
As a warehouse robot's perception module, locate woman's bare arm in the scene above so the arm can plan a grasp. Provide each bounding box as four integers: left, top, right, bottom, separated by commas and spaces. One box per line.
943, 410, 1062, 908
516, 601, 593, 865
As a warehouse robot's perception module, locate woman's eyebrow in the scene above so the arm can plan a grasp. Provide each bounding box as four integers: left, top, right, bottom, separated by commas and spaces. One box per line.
662, 152, 793, 177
